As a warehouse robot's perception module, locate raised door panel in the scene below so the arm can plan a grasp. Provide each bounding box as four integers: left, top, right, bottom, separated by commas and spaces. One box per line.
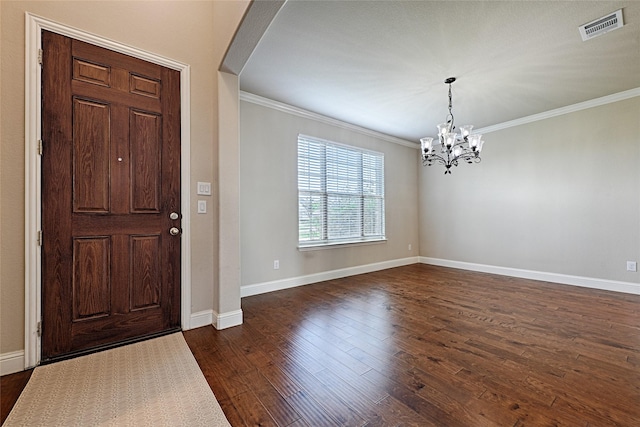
130, 110, 161, 212
73, 58, 111, 87
73, 98, 111, 213
72, 237, 111, 321
130, 235, 161, 310
130, 74, 161, 98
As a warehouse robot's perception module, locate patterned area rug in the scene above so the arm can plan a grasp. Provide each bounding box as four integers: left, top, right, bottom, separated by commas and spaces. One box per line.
4, 333, 231, 426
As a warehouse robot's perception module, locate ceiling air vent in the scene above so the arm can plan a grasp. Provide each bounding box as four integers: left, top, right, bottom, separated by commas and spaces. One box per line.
579, 9, 624, 41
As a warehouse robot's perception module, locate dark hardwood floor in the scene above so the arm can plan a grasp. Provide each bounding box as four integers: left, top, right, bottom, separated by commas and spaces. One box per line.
3, 264, 639, 426
184, 264, 640, 426
1, 368, 32, 424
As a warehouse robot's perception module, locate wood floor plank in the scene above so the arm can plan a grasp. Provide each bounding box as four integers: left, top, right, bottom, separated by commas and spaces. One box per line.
253, 360, 303, 399
240, 370, 302, 426
231, 389, 279, 427
393, 351, 486, 403
362, 367, 466, 427
372, 395, 437, 426
312, 368, 385, 420
285, 390, 342, 427
277, 356, 366, 426
217, 397, 250, 427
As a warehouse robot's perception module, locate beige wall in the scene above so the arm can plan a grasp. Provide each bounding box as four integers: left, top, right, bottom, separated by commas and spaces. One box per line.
239, 100, 420, 288
419, 97, 640, 285
0, 1, 249, 355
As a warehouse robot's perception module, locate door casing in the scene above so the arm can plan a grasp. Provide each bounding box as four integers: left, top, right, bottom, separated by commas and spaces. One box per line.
24, 13, 193, 368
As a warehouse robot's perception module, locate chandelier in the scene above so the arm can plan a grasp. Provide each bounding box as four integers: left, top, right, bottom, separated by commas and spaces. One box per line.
420, 77, 485, 174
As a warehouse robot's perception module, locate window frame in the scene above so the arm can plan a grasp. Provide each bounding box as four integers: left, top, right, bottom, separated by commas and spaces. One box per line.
297, 134, 386, 249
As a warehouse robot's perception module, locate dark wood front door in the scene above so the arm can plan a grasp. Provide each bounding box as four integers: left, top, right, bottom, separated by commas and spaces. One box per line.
41, 31, 181, 361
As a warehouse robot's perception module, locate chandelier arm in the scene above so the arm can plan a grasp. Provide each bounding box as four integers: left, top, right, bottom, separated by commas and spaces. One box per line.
422, 153, 448, 166
453, 152, 481, 163
423, 155, 453, 169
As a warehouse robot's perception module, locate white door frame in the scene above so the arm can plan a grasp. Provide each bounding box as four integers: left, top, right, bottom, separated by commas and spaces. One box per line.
24, 13, 193, 368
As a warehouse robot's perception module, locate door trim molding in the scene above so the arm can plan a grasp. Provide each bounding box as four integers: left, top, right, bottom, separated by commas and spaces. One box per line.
24, 13, 192, 368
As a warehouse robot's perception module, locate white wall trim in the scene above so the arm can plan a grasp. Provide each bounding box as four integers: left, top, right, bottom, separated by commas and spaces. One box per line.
475, 87, 640, 135
190, 310, 214, 330
24, 13, 193, 369
241, 257, 420, 298
213, 309, 244, 330
190, 308, 244, 330
1, 351, 26, 376
420, 257, 640, 295
240, 91, 417, 149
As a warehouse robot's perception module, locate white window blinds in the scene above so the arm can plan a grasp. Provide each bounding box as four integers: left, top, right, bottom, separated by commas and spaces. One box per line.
298, 135, 385, 247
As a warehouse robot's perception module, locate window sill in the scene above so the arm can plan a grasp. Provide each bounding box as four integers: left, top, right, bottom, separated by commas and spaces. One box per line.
298, 238, 387, 251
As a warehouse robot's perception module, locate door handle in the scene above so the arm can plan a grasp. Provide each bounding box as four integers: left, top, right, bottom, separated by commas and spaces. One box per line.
169, 227, 181, 236
169, 212, 179, 220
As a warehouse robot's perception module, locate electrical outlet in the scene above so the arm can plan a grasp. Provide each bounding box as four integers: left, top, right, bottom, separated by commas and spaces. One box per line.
408, 244, 412, 251
273, 260, 280, 270
627, 261, 637, 272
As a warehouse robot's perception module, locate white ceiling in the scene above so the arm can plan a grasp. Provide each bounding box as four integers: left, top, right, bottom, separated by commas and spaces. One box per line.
237, 1, 640, 143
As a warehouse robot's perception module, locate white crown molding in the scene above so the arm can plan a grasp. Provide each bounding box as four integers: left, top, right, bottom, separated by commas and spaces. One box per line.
241, 257, 420, 298
420, 257, 640, 295
475, 87, 640, 135
240, 91, 418, 148
242, 87, 640, 144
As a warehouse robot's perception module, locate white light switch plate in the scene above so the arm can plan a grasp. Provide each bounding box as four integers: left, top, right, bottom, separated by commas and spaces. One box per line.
197, 182, 211, 196
197, 200, 207, 214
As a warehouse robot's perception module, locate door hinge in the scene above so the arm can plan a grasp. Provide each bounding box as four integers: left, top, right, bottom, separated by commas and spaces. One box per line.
37, 321, 42, 337
38, 49, 43, 66
38, 140, 44, 156
37, 230, 43, 246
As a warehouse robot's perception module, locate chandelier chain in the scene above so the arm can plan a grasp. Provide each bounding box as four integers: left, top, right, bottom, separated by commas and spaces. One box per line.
447, 82, 454, 128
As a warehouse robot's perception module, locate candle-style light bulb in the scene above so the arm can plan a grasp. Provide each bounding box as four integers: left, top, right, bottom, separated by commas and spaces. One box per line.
420, 137, 434, 155
444, 132, 456, 148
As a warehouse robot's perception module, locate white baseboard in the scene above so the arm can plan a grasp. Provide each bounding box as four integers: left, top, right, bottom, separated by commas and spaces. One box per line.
420, 257, 640, 295
189, 308, 243, 330
189, 309, 214, 330
1, 350, 25, 376
213, 309, 243, 330
241, 256, 421, 298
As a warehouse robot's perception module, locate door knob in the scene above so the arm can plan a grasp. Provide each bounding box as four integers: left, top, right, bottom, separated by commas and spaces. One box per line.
169, 212, 179, 220
169, 227, 181, 236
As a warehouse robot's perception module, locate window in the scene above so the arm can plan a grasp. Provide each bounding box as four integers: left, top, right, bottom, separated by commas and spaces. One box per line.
298, 134, 385, 247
